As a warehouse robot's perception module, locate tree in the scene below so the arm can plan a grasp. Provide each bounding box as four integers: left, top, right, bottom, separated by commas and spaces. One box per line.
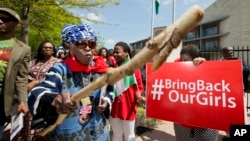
0, 0, 120, 53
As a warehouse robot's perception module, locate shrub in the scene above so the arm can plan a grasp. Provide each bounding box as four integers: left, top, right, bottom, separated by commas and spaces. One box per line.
135, 106, 159, 128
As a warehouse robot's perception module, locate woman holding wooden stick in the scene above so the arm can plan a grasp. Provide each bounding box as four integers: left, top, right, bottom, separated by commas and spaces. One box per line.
27, 23, 113, 141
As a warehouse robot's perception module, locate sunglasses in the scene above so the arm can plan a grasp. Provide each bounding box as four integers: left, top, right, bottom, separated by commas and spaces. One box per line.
75, 40, 96, 49
43, 46, 53, 50
0, 17, 16, 23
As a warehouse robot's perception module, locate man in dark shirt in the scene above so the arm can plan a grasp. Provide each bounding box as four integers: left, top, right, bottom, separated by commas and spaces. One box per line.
221, 46, 250, 91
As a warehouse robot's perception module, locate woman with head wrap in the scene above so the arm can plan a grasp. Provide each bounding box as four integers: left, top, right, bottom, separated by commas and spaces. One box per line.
27, 23, 112, 141
56, 46, 67, 60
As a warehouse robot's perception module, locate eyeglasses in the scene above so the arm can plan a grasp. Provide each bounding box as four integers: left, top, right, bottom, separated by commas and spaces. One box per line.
0, 17, 15, 23
43, 46, 53, 50
75, 40, 96, 49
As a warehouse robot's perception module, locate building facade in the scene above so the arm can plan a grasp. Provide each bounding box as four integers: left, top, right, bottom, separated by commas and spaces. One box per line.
130, 0, 250, 61
183, 0, 250, 50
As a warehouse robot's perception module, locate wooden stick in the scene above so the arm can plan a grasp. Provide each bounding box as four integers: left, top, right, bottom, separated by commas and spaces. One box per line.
39, 5, 204, 136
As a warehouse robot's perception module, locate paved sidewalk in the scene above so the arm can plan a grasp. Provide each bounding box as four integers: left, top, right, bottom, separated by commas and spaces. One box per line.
136, 120, 176, 141
136, 110, 250, 141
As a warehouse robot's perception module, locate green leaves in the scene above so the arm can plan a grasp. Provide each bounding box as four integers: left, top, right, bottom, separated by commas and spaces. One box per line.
0, 0, 120, 53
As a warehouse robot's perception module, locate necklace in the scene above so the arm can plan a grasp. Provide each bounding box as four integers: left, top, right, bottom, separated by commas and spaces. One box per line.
80, 72, 92, 87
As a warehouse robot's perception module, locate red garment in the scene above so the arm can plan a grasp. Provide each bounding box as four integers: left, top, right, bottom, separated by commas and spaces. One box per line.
110, 69, 144, 120
174, 58, 181, 62
109, 56, 117, 67
63, 55, 108, 73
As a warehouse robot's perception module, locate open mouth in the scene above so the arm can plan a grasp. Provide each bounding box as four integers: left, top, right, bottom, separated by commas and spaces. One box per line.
85, 54, 92, 57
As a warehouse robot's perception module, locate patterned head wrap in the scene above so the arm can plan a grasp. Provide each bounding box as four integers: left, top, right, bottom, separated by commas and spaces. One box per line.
61, 23, 97, 44
56, 46, 66, 57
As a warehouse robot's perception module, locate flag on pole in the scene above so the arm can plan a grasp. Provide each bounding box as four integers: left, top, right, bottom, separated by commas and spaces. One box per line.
155, 0, 160, 15
114, 56, 137, 97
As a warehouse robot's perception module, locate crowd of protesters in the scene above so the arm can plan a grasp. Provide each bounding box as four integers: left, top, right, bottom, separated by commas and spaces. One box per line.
0, 7, 249, 141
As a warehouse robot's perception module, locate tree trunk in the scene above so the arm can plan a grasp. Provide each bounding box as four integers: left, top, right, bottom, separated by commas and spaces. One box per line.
20, 4, 30, 44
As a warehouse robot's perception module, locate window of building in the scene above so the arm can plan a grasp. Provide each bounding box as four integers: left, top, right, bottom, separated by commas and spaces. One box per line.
186, 32, 196, 40
183, 41, 199, 47
203, 23, 219, 36
201, 38, 219, 51
186, 27, 200, 40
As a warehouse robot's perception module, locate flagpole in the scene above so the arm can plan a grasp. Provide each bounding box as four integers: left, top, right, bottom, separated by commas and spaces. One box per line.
151, 0, 155, 39
172, 0, 176, 22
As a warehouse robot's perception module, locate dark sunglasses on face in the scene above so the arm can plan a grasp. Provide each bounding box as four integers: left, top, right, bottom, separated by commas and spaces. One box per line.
75, 40, 96, 49
0, 17, 16, 23
43, 46, 53, 50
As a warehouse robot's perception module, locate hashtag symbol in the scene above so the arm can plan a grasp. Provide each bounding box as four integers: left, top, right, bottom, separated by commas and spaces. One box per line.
151, 79, 164, 100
